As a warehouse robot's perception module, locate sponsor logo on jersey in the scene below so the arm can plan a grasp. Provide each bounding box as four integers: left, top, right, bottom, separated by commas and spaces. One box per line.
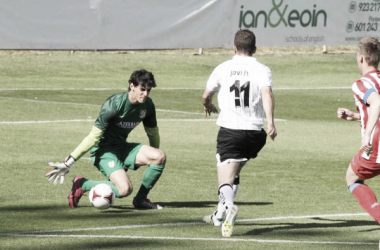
116, 121, 141, 129
139, 110, 147, 119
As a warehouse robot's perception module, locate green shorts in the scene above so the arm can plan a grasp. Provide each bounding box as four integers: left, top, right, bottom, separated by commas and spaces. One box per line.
90, 143, 143, 179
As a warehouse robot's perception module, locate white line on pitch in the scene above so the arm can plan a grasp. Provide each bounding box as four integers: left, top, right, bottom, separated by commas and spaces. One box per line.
2, 212, 370, 234
0, 119, 215, 124
237, 212, 369, 222
0, 88, 127, 91
0, 97, 99, 106
0, 97, 203, 115
0, 87, 350, 91
0, 87, 203, 91
274, 87, 350, 90
0, 119, 94, 124
0, 97, 199, 116
0, 118, 287, 124
157, 109, 201, 115
1, 213, 376, 246
2, 233, 376, 246
0, 119, 210, 124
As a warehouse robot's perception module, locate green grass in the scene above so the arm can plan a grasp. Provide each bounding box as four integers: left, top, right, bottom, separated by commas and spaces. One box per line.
0, 49, 378, 250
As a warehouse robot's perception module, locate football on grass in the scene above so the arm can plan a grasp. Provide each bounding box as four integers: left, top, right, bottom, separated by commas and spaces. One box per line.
89, 183, 115, 210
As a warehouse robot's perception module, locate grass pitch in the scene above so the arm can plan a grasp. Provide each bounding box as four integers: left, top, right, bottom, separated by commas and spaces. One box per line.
0, 48, 379, 250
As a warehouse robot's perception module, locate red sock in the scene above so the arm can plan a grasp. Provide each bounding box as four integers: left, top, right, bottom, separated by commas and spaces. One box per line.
352, 184, 380, 224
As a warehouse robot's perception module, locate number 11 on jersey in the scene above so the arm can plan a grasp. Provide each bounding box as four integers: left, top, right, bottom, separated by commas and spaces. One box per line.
230, 80, 250, 108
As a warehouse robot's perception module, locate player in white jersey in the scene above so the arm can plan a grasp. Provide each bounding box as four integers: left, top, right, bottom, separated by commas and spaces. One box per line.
202, 29, 277, 237
337, 37, 380, 224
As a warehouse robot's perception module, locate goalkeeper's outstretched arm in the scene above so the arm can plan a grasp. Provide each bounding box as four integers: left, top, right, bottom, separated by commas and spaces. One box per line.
46, 126, 103, 185
70, 125, 103, 160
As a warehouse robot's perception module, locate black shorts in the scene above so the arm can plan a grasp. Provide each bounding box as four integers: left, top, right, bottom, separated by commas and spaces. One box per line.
216, 127, 267, 163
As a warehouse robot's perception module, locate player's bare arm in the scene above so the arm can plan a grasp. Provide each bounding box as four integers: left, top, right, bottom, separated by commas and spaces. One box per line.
337, 107, 360, 121
361, 92, 380, 154
261, 86, 277, 140
202, 89, 218, 117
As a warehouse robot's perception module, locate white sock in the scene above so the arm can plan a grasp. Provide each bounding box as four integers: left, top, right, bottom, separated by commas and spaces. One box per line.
215, 184, 234, 219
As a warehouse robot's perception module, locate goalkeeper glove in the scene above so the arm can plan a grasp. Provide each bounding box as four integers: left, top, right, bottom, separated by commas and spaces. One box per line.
46, 155, 75, 185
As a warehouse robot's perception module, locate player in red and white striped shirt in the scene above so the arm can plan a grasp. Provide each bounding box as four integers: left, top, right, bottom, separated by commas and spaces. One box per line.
337, 37, 380, 224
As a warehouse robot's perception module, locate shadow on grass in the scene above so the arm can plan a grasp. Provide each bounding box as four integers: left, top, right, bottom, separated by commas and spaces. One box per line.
0, 204, 134, 212
158, 201, 273, 208
3, 238, 173, 250
0, 200, 273, 211
243, 217, 380, 236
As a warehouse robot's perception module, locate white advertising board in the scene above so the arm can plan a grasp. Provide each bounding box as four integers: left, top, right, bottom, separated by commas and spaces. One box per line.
235, 0, 380, 47
0, 0, 379, 49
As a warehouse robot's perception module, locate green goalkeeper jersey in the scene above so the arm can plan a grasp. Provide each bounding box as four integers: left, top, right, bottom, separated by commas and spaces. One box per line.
93, 92, 157, 149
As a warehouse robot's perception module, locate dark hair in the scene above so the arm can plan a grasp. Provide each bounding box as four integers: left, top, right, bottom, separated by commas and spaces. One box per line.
234, 29, 256, 56
358, 37, 380, 67
128, 69, 157, 90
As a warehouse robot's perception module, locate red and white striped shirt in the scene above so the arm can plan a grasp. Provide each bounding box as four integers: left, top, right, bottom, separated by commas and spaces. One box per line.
352, 70, 380, 163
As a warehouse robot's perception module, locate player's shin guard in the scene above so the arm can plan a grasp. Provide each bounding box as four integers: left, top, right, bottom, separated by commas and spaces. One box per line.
232, 176, 240, 198
134, 164, 165, 201
349, 182, 380, 224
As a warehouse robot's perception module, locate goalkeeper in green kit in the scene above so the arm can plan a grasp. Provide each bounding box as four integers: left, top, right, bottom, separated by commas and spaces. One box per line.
46, 69, 166, 209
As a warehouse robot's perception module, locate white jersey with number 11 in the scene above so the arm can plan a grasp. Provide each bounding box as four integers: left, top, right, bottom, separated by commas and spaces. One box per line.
206, 55, 272, 130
